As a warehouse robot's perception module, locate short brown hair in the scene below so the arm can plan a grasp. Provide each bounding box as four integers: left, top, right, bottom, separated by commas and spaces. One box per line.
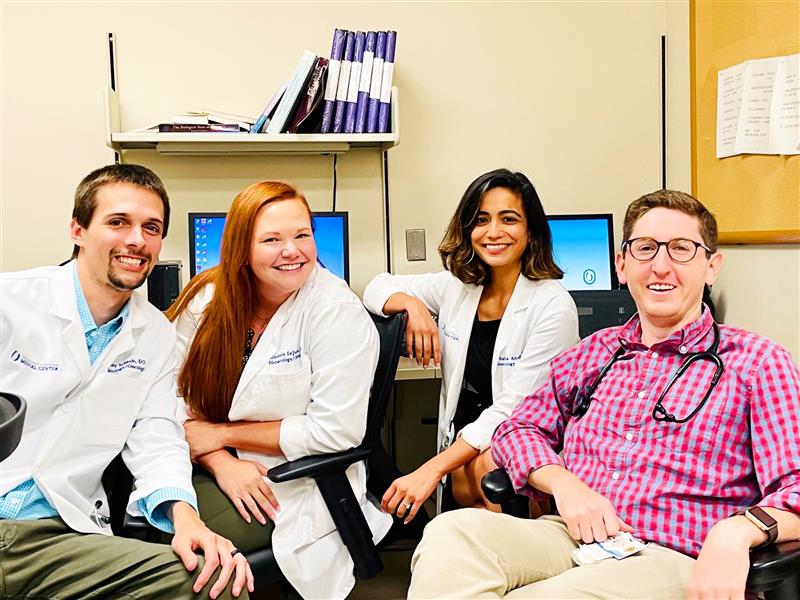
623, 189, 718, 252
71, 164, 170, 258
439, 168, 563, 285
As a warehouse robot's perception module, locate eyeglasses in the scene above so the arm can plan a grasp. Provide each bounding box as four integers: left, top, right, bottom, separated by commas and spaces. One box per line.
622, 237, 712, 263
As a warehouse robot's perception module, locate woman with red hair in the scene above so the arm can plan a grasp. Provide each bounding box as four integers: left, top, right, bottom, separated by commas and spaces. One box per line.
166, 181, 390, 599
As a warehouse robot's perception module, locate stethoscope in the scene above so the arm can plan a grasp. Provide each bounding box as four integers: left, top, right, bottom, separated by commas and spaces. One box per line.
572, 322, 724, 424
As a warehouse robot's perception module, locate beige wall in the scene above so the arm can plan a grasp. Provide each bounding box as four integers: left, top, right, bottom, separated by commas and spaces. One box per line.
2, 1, 797, 359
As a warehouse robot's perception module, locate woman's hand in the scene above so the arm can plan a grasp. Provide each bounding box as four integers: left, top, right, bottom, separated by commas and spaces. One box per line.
184, 419, 227, 460
382, 464, 442, 524
402, 296, 441, 368
213, 456, 281, 525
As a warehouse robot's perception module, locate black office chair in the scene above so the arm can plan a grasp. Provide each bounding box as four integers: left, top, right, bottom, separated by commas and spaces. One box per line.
481, 468, 800, 600
121, 312, 408, 594
0, 392, 26, 463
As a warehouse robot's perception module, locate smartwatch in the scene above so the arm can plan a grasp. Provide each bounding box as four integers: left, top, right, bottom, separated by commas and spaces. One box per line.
735, 506, 778, 547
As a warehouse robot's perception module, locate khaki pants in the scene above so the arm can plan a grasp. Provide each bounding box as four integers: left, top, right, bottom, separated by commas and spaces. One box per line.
408, 509, 696, 599
0, 518, 245, 599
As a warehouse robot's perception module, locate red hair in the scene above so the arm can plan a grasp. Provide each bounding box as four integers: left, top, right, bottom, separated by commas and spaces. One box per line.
166, 181, 310, 422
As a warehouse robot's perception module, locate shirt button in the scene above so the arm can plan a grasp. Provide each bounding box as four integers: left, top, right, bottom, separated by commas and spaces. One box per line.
651, 351, 659, 359
611, 472, 620, 480
637, 391, 646, 399
679, 345, 688, 354
625, 433, 635, 442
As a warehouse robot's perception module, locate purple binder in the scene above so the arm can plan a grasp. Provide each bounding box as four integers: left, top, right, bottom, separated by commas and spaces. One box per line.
332, 31, 355, 133
377, 31, 397, 133
344, 32, 365, 133
321, 29, 346, 134
355, 32, 376, 134
366, 31, 387, 133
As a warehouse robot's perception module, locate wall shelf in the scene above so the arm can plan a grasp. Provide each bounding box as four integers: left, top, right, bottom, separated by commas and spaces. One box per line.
105, 86, 400, 156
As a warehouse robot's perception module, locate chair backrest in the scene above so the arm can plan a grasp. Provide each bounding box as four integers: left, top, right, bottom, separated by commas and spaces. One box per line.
0, 393, 26, 463
363, 312, 407, 450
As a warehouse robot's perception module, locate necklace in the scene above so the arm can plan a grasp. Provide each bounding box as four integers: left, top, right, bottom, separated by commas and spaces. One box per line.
242, 312, 271, 368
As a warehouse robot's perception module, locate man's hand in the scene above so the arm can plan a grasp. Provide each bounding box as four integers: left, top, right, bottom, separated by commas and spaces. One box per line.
170, 501, 254, 599
686, 517, 759, 600
184, 419, 226, 460
382, 464, 442, 524
215, 456, 280, 525
532, 464, 633, 543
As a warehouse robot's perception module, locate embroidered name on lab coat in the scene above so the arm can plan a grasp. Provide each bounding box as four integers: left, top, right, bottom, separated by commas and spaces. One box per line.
10, 350, 59, 372
269, 347, 302, 365
441, 324, 460, 342
107, 358, 146, 373
497, 353, 522, 367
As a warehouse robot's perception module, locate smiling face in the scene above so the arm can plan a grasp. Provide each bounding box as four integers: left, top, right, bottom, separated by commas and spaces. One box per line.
616, 207, 723, 338
470, 187, 529, 276
249, 197, 317, 303
71, 182, 164, 296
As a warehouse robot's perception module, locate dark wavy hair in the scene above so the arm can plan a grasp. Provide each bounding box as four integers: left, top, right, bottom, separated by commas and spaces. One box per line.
438, 169, 563, 285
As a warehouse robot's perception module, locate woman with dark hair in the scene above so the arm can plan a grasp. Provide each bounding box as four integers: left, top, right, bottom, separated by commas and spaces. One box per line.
363, 168, 579, 522
166, 181, 390, 599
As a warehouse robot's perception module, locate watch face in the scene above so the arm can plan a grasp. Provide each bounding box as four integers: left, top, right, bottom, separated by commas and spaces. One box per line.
749, 507, 778, 529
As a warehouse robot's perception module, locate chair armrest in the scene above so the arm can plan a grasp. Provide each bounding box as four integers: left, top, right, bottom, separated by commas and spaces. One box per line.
267, 444, 382, 579
481, 468, 531, 519
747, 539, 800, 593
267, 446, 371, 483
122, 513, 162, 543
481, 468, 517, 504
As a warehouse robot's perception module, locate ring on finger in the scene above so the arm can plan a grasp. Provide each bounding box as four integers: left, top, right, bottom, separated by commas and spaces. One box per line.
402, 501, 412, 510
231, 548, 241, 558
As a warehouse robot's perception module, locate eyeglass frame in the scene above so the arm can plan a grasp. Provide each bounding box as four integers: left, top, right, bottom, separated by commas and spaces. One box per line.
622, 237, 714, 263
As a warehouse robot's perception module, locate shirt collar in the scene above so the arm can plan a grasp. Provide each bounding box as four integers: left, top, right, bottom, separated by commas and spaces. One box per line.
617, 303, 715, 352
72, 264, 130, 334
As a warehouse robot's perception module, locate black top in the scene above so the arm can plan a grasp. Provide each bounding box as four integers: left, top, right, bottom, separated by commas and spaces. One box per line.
452, 314, 501, 436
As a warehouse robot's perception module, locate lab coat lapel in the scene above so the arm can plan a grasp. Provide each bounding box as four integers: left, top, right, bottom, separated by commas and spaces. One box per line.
51, 263, 90, 377
442, 284, 483, 429
231, 289, 299, 404
491, 274, 530, 378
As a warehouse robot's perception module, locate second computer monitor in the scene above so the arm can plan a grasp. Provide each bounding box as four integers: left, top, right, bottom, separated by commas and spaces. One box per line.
189, 211, 349, 283
546, 214, 617, 291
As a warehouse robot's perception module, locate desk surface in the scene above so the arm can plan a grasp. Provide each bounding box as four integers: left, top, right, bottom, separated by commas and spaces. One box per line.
395, 356, 442, 381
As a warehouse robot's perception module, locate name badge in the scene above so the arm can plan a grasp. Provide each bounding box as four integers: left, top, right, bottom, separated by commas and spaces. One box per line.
497, 353, 522, 367
269, 347, 302, 365
107, 358, 146, 373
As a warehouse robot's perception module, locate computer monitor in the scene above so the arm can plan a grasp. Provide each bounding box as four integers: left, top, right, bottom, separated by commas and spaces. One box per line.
546, 214, 617, 291
188, 211, 350, 283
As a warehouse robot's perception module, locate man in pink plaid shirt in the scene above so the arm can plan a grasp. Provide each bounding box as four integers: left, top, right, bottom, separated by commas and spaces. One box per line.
408, 190, 800, 599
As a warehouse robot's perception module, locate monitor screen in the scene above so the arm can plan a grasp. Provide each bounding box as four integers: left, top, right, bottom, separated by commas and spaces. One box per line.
188, 211, 350, 283
546, 214, 617, 291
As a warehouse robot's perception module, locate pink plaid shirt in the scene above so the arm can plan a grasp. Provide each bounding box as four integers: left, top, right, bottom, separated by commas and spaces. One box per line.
492, 307, 800, 557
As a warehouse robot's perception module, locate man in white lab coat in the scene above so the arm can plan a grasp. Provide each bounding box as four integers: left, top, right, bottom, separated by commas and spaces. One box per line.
0, 164, 252, 599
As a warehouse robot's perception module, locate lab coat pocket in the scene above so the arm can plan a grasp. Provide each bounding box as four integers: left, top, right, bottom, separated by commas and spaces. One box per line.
230, 360, 311, 422
78, 375, 144, 449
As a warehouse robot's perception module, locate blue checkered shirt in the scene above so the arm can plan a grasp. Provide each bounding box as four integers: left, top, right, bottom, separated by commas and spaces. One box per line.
0, 266, 195, 532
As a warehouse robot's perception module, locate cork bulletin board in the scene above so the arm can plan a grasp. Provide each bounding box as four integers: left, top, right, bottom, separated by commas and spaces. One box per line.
691, 0, 799, 244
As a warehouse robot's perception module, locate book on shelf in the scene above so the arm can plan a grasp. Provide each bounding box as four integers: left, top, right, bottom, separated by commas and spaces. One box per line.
343, 31, 365, 133
287, 57, 329, 133
333, 31, 355, 133
157, 123, 244, 133
366, 31, 387, 133
377, 31, 397, 133
321, 28, 347, 134
354, 31, 376, 133
266, 49, 318, 134
251, 80, 288, 133
185, 110, 254, 130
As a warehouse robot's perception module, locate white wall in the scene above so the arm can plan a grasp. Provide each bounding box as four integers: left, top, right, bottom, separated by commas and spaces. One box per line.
2, 1, 797, 359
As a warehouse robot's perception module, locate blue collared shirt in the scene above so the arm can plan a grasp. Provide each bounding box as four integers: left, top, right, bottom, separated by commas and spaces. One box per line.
0, 266, 195, 532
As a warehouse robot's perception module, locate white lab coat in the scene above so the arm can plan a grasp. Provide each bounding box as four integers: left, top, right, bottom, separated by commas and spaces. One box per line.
174, 266, 391, 600
0, 263, 194, 534
363, 271, 579, 457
